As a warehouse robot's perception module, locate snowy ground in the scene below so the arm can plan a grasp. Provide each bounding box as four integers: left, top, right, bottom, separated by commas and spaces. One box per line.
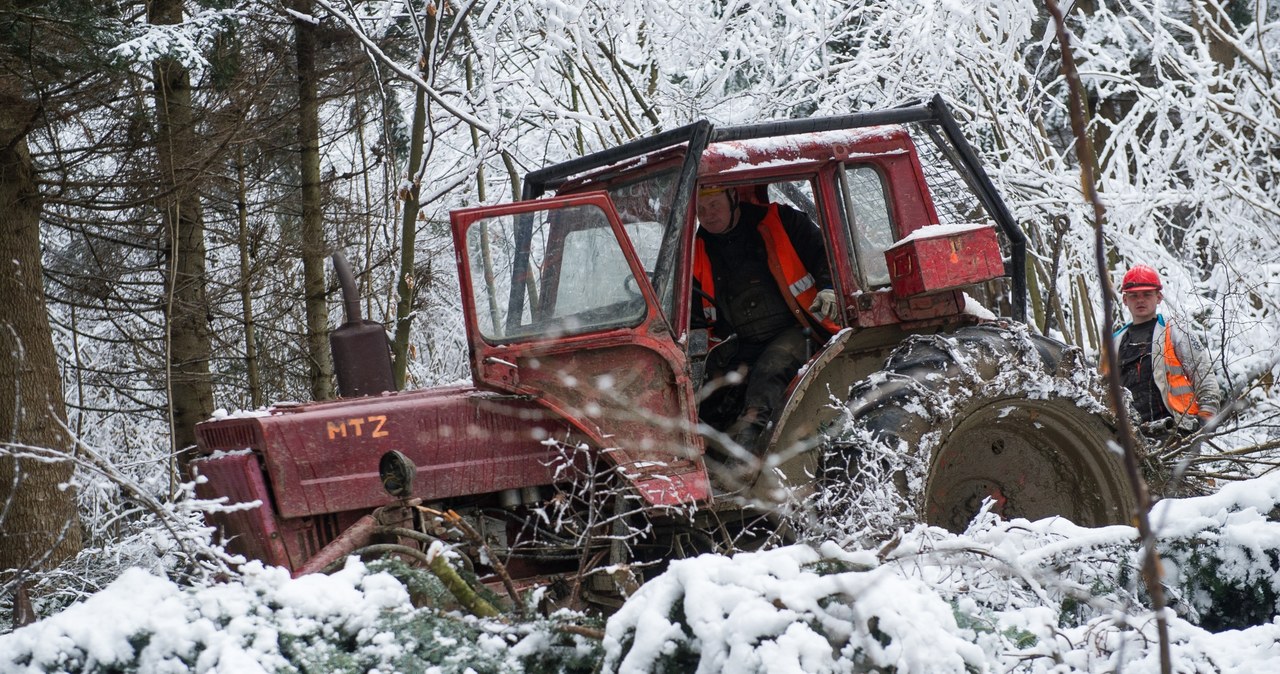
4, 473, 1280, 673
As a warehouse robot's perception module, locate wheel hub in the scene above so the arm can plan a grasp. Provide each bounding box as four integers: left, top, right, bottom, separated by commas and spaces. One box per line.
925, 397, 1125, 531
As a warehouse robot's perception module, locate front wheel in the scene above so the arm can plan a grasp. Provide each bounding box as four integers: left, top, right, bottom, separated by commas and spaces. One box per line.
825, 324, 1134, 533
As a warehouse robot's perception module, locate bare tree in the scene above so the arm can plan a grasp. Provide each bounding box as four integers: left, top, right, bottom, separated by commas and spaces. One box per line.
148, 0, 216, 478
0, 30, 83, 617
288, 0, 336, 401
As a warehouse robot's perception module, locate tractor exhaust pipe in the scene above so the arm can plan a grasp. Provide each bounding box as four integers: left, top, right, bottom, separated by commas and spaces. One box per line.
330, 253, 396, 397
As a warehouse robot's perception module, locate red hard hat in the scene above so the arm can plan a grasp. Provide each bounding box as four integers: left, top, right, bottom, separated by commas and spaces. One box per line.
1121, 264, 1162, 292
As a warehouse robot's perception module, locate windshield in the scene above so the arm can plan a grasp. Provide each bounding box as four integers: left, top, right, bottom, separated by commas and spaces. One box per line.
465, 203, 652, 342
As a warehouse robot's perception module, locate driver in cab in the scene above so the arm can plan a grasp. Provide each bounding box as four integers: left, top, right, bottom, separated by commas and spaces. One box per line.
692, 185, 840, 462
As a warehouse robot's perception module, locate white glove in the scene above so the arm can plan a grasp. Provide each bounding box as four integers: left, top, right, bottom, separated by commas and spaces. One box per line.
808, 288, 839, 322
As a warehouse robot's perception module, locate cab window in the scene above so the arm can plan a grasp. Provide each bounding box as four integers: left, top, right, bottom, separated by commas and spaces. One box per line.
838, 165, 895, 288
748, 180, 819, 223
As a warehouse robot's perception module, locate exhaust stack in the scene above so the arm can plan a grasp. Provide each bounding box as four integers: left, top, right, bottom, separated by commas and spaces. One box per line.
329, 253, 395, 397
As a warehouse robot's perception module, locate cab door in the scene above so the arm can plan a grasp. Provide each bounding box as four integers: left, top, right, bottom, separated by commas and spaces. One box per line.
450, 192, 708, 506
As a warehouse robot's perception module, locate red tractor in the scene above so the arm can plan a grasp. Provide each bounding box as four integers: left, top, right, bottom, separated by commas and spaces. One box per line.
192, 96, 1132, 599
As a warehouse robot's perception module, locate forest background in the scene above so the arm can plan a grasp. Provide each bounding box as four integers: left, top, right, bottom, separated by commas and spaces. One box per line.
1, 0, 1279, 650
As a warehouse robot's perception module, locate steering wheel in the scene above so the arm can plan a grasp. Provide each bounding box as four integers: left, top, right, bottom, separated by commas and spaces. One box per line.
691, 285, 736, 336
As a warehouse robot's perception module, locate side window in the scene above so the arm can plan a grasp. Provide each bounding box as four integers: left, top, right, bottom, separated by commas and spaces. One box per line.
764, 181, 819, 223
839, 165, 894, 288
554, 220, 653, 319
607, 169, 680, 315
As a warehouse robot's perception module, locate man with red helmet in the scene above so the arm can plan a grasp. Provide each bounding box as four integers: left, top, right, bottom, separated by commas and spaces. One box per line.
1113, 264, 1220, 433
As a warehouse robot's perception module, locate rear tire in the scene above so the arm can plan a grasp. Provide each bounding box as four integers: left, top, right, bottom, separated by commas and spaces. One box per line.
826, 324, 1134, 533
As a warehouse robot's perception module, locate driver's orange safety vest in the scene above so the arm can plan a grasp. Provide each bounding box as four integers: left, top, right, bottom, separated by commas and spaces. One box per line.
693, 204, 840, 341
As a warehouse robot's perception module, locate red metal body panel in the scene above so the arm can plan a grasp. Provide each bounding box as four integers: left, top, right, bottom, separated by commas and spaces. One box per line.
877, 135, 943, 239
885, 226, 1003, 297
493, 340, 709, 505
195, 385, 570, 519
193, 450, 372, 571
191, 451, 291, 567
847, 290, 902, 327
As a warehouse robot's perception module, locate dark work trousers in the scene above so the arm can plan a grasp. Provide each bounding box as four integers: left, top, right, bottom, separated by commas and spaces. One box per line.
700, 324, 810, 430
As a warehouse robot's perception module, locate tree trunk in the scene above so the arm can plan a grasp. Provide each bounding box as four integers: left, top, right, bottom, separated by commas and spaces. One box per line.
235, 147, 263, 409
292, 0, 335, 401
0, 81, 83, 585
1190, 0, 1239, 78
150, 0, 215, 479
391, 65, 428, 390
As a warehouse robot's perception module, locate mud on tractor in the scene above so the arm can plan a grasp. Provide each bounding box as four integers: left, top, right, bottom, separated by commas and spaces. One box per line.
192, 96, 1132, 604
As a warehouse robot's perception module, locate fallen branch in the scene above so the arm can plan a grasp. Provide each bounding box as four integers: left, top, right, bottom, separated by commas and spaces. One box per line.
350, 543, 500, 619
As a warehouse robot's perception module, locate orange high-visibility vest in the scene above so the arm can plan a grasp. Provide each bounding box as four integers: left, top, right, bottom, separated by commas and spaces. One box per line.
693, 204, 839, 341
1161, 323, 1201, 417
1108, 315, 1207, 421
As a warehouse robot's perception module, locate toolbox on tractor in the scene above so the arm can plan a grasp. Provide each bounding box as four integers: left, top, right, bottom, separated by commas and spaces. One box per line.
885, 223, 1005, 298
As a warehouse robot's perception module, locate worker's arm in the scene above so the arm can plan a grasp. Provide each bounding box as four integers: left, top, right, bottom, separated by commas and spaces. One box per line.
1174, 324, 1222, 420
775, 204, 832, 290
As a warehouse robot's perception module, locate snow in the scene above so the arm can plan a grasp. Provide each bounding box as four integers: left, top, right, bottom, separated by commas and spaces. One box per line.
0, 561, 411, 674
962, 291, 997, 320
207, 408, 272, 421
109, 8, 243, 72
9, 477, 1280, 672
706, 127, 907, 172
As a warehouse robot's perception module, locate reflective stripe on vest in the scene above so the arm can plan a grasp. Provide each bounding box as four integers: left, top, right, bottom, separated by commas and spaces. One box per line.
1162, 326, 1201, 416
788, 273, 815, 298
693, 204, 839, 339
692, 240, 717, 327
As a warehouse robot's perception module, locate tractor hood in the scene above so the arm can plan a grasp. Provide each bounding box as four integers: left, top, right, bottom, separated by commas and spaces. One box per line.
194, 385, 570, 519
